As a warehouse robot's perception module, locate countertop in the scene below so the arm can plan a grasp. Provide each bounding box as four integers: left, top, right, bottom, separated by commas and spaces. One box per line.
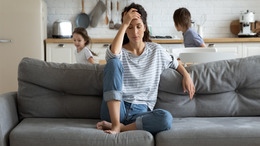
45, 37, 260, 44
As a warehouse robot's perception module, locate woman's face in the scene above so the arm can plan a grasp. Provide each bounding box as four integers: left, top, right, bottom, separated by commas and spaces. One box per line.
126, 18, 146, 43
73, 33, 86, 50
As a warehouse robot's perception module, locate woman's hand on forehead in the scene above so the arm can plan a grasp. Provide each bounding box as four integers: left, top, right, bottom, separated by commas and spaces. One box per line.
123, 8, 141, 26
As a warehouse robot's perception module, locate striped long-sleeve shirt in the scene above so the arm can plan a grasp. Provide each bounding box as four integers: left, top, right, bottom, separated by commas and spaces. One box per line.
106, 42, 179, 110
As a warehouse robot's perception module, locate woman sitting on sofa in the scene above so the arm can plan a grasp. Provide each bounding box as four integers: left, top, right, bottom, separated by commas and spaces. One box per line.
96, 3, 195, 135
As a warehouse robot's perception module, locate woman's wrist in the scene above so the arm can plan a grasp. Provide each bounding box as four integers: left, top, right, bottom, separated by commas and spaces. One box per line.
181, 70, 190, 78
177, 64, 190, 78
120, 23, 129, 30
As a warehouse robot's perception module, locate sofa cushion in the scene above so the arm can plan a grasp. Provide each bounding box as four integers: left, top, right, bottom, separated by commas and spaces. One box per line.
156, 55, 260, 117
9, 118, 154, 146
156, 117, 260, 146
17, 57, 104, 119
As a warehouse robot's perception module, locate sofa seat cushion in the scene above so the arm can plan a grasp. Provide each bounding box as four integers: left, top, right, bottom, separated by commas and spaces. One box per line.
10, 118, 154, 146
156, 117, 260, 146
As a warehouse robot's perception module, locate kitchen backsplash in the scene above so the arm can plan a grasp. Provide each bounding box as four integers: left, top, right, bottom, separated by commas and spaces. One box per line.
44, 0, 260, 39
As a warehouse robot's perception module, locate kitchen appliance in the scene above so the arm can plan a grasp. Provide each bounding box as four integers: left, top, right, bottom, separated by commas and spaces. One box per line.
238, 10, 257, 37
0, 0, 47, 94
52, 20, 72, 38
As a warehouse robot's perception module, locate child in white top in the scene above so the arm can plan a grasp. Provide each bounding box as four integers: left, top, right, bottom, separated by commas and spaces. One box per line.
72, 27, 97, 64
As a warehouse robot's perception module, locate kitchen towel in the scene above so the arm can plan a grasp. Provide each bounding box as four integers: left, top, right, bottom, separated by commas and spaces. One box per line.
89, 0, 106, 27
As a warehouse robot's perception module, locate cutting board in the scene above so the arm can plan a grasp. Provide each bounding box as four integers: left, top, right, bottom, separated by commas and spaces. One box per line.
255, 21, 260, 34
230, 20, 240, 35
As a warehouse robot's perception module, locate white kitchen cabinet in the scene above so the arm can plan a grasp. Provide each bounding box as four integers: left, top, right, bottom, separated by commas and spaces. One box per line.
90, 43, 109, 64
206, 43, 243, 58
46, 43, 76, 63
242, 43, 260, 57
160, 44, 184, 53
46, 43, 108, 64
160, 42, 260, 59
160, 43, 243, 58
209, 42, 260, 58
45, 41, 260, 64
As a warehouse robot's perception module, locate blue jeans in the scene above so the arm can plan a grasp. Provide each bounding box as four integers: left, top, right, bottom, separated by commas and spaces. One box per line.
100, 58, 173, 135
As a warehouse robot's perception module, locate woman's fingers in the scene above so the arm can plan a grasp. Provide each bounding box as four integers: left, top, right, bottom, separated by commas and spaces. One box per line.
123, 8, 141, 25
188, 84, 195, 100
183, 79, 195, 100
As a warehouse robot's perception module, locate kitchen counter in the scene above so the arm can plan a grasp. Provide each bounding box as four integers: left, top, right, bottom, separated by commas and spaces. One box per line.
45, 37, 260, 44
45, 37, 260, 64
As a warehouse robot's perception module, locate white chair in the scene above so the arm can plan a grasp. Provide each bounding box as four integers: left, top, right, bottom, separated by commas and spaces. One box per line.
179, 52, 236, 66
170, 47, 217, 58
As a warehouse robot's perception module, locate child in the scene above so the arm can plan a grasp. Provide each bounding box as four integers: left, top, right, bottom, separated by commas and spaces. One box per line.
72, 27, 97, 64
173, 8, 206, 47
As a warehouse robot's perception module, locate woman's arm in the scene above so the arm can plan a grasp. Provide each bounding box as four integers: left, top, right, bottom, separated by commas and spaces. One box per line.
110, 24, 128, 55
176, 64, 195, 99
110, 8, 140, 55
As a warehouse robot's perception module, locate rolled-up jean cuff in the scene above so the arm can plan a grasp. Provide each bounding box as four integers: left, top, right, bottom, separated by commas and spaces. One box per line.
103, 90, 122, 102
136, 116, 143, 130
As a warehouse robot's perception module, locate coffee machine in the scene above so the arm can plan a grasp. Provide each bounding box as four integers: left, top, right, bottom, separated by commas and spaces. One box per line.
238, 10, 257, 37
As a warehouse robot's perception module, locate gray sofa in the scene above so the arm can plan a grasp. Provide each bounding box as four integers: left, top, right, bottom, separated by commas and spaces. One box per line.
1, 56, 260, 146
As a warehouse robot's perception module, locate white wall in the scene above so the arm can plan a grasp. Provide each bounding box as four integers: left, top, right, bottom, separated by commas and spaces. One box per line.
44, 0, 260, 39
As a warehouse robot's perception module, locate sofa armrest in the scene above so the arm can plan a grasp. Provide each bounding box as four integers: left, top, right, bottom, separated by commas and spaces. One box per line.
0, 92, 19, 146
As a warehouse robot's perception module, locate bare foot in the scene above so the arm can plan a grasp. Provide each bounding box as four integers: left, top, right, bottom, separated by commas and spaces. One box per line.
96, 121, 124, 134
104, 124, 121, 134
96, 121, 112, 130
104, 130, 119, 134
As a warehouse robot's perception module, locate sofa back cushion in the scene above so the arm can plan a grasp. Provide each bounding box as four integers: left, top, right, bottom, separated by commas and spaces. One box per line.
155, 55, 260, 117
18, 58, 104, 119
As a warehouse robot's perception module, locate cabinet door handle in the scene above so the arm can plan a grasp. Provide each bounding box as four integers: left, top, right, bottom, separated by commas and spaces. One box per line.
58, 44, 65, 47
0, 40, 12, 43
103, 44, 109, 47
